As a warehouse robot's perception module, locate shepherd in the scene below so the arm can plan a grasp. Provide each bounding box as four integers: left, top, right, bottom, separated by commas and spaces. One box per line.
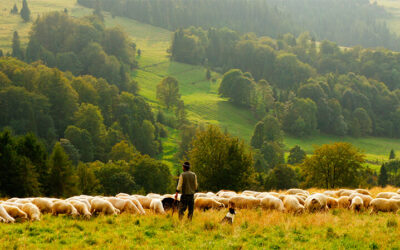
175, 162, 198, 221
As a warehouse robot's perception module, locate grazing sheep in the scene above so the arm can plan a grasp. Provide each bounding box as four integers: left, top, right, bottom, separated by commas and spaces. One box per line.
282, 195, 304, 214
305, 194, 328, 212
105, 197, 140, 214
52, 201, 79, 217
147, 193, 162, 199
214, 197, 230, 208
134, 195, 153, 209
349, 193, 373, 208
119, 196, 146, 214
260, 196, 285, 212
295, 195, 305, 205
286, 189, 309, 196
150, 199, 165, 214
268, 192, 280, 198
338, 196, 351, 209
69, 200, 91, 219
31, 198, 53, 213
20, 203, 41, 221
376, 192, 398, 199
194, 193, 208, 199
350, 196, 364, 212
229, 196, 261, 209
323, 191, 337, 198
90, 198, 120, 215
2, 205, 28, 221
14, 198, 33, 204
194, 197, 225, 211
116, 193, 130, 197
336, 189, 354, 197
355, 189, 371, 196
0, 204, 15, 223
370, 198, 400, 213
326, 197, 339, 209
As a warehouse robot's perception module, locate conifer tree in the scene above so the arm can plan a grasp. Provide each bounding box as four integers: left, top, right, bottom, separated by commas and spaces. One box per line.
20, 0, 31, 22
11, 31, 23, 60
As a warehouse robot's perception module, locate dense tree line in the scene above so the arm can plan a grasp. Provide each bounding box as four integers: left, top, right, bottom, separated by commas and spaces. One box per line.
20, 12, 137, 90
0, 130, 172, 197
172, 27, 400, 138
0, 57, 163, 159
78, 0, 400, 50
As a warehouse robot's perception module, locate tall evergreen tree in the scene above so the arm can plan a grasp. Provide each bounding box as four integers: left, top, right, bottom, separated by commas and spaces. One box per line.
48, 142, 78, 197
378, 164, 388, 187
11, 31, 23, 60
11, 4, 18, 14
389, 149, 396, 160
20, 0, 31, 22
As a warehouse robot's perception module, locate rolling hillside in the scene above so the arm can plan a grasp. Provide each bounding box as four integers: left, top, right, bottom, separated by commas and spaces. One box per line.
0, 0, 399, 171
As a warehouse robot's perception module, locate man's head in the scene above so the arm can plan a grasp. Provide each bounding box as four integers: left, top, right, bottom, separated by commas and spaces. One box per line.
182, 161, 190, 171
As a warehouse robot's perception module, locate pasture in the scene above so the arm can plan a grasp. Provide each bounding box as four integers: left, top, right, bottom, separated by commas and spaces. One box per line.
1, 210, 399, 249
1, 186, 400, 249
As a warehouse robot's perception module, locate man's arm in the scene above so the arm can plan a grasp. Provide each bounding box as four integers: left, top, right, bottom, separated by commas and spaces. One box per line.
175, 175, 183, 199
195, 174, 198, 191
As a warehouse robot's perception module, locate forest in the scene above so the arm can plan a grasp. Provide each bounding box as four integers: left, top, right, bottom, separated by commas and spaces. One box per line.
1, 0, 400, 198
171, 27, 400, 139
78, 0, 400, 50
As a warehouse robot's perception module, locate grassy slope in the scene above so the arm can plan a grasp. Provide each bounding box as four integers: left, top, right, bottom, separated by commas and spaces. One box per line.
0, 0, 92, 52
377, 0, 400, 36
1, 1, 400, 170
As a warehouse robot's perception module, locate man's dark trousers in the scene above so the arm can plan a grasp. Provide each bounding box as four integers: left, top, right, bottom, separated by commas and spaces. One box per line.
179, 194, 194, 220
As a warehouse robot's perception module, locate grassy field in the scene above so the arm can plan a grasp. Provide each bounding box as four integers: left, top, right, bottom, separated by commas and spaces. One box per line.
0, 0, 92, 53
377, 0, 400, 36
1, 187, 400, 249
1, 210, 399, 249
1, 0, 400, 169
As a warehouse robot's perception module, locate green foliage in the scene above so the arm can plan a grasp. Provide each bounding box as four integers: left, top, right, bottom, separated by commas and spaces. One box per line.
26, 12, 136, 86
389, 149, 396, 160
264, 165, 299, 190
64, 126, 94, 162
93, 161, 136, 195
287, 145, 306, 165
189, 125, 254, 191
0, 130, 46, 197
10, 4, 18, 14
156, 76, 181, 109
48, 142, 78, 197
11, 31, 23, 60
78, 0, 400, 51
176, 124, 197, 160
219, 69, 256, 107
0, 57, 160, 162
260, 141, 284, 170
0, 86, 56, 144
20, 0, 31, 22
77, 162, 99, 195
283, 98, 318, 137
380, 160, 400, 187
109, 140, 136, 162
378, 164, 388, 187
301, 142, 365, 189
131, 155, 172, 193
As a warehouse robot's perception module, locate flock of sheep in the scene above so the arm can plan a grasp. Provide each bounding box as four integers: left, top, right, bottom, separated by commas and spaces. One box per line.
0, 188, 400, 223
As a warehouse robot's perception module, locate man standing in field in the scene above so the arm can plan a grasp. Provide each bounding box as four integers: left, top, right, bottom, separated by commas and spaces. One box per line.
175, 162, 198, 220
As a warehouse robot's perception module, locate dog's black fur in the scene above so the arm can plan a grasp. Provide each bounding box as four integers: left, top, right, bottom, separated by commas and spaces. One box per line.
162, 197, 180, 212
